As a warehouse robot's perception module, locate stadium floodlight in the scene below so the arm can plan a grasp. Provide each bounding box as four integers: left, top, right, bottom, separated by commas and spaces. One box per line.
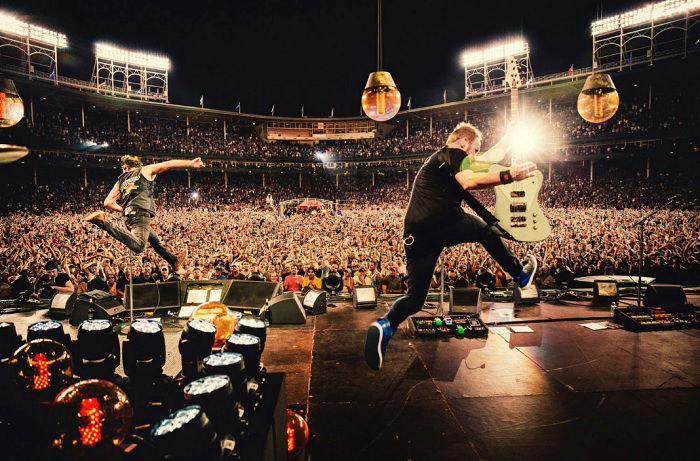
461, 39, 529, 68
95, 42, 170, 71
591, 0, 700, 35
0, 11, 67, 48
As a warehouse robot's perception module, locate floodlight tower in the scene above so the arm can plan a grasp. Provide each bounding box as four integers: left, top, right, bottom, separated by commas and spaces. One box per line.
591, 0, 700, 71
91, 42, 170, 102
462, 39, 532, 99
0, 10, 68, 83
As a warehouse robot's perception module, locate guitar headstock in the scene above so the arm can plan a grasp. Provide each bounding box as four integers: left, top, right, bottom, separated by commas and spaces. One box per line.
506, 56, 523, 89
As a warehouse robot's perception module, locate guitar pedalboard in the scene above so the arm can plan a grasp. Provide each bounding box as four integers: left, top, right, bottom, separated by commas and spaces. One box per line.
613, 306, 700, 331
410, 314, 488, 338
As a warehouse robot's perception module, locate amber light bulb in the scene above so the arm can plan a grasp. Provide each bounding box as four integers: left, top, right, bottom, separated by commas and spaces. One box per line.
362, 71, 401, 122
0, 78, 24, 128
51, 379, 133, 458
8, 339, 73, 400
190, 301, 240, 350
286, 409, 310, 458
577, 73, 619, 124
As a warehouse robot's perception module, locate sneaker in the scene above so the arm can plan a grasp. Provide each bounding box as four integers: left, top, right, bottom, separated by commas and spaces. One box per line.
365, 318, 393, 370
84, 210, 106, 224
173, 247, 188, 274
514, 254, 538, 289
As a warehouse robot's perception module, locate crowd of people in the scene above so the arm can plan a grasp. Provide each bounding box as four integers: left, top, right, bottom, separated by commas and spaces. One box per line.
1, 161, 697, 301
4, 79, 695, 163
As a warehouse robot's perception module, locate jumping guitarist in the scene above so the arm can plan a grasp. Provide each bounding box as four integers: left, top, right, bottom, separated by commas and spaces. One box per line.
364, 122, 538, 370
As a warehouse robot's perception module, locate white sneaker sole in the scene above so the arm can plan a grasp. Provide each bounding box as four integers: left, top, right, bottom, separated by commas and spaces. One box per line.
364, 322, 384, 370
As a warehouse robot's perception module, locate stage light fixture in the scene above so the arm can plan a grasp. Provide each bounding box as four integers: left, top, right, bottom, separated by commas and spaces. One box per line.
183, 375, 236, 429
0, 321, 23, 360
122, 319, 166, 381
51, 379, 132, 458
8, 339, 73, 400
73, 319, 120, 379
202, 352, 247, 403
577, 73, 620, 123
179, 318, 217, 380
27, 319, 71, 345
0, 78, 25, 128
150, 405, 221, 461
190, 302, 239, 350
223, 333, 262, 379
286, 409, 310, 459
509, 120, 545, 157
361, 0, 401, 121
234, 316, 267, 352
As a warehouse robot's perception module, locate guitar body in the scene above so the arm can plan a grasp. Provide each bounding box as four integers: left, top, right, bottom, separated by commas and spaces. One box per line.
489, 164, 551, 242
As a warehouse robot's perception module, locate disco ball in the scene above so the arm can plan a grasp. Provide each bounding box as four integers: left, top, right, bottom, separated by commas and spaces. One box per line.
286, 409, 310, 458
0, 78, 24, 128
577, 73, 619, 124
190, 302, 240, 349
8, 339, 73, 400
361, 71, 401, 122
51, 379, 132, 458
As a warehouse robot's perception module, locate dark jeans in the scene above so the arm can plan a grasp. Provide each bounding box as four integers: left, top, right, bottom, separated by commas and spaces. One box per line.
384, 213, 522, 331
97, 212, 178, 267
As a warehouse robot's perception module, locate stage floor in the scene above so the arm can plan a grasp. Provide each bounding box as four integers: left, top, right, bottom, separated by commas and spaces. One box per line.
4, 295, 700, 461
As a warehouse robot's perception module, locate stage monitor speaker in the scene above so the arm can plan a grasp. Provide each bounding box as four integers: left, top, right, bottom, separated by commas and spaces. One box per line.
223, 280, 280, 312
514, 284, 540, 305
302, 289, 327, 315
48, 292, 78, 319
69, 290, 126, 326
644, 284, 687, 308
124, 281, 180, 311
449, 287, 482, 313
265, 292, 306, 324
593, 280, 619, 304
353, 287, 377, 309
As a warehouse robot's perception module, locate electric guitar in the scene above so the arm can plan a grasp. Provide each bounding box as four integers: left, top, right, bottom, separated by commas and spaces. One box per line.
486, 56, 550, 242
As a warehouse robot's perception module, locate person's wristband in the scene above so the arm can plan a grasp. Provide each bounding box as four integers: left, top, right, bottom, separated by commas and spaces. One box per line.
499, 170, 514, 184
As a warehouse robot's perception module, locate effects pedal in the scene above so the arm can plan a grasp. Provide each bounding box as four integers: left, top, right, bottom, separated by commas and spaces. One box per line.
410, 314, 488, 338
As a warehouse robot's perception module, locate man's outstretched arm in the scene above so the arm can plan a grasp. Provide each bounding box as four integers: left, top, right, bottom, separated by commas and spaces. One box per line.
455, 162, 537, 191
142, 157, 205, 180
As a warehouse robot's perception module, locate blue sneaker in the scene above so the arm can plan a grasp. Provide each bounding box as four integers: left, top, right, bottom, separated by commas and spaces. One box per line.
513, 255, 538, 289
365, 318, 393, 370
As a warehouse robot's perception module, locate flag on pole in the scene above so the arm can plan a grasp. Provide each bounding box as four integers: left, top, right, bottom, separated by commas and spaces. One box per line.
407, 97, 411, 110
301, 105, 304, 117
442, 89, 447, 104
567, 64, 574, 76
330, 107, 334, 117
199, 95, 204, 108
271, 104, 275, 116
235, 101, 241, 112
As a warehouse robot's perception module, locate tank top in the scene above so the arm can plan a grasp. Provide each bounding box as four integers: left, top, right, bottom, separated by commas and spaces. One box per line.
117, 167, 156, 216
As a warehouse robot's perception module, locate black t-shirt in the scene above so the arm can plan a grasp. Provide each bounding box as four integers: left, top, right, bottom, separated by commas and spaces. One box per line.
87, 275, 109, 292
404, 146, 466, 235
117, 167, 156, 216
35, 273, 71, 298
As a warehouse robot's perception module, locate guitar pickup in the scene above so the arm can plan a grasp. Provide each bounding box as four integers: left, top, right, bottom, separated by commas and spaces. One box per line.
510, 204, 527, 212
510, 191, 526, 198
510, 216, 527, 222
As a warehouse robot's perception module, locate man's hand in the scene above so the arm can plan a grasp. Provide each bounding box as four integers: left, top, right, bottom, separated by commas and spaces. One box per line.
509, 162, 538, 181
191, 157, 205, 169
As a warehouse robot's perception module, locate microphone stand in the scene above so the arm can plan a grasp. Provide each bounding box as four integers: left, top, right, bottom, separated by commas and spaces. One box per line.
630, 195, 679, 307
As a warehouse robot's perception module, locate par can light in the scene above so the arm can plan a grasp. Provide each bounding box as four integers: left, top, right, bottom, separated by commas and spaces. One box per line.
150, 405, 220, 461
27, 320, 70, 346
183, 374, 236, 429
234, 316, 267, 352
223, 333, 261, 379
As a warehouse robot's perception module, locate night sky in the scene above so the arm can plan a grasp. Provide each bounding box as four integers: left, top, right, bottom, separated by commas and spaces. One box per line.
7, 0, 643, 116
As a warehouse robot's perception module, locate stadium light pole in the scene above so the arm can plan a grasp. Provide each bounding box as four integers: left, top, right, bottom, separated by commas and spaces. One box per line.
462, 39, 531, 99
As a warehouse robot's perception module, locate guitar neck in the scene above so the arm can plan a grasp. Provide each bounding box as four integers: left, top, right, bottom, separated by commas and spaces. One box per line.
510, 87, 519, 122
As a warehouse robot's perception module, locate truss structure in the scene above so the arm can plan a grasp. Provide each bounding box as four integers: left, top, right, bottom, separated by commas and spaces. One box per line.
592, 0, 700, 70
91, 42, 169, 102
463, 39, 532, 99
0, 11, 67, 83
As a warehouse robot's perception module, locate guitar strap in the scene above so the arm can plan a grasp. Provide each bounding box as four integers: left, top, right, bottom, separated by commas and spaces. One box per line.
461, 189, 516, 241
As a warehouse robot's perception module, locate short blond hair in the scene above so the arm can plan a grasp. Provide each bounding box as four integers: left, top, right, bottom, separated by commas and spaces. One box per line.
120, 154, 142, 169
446, 122, 482, 145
